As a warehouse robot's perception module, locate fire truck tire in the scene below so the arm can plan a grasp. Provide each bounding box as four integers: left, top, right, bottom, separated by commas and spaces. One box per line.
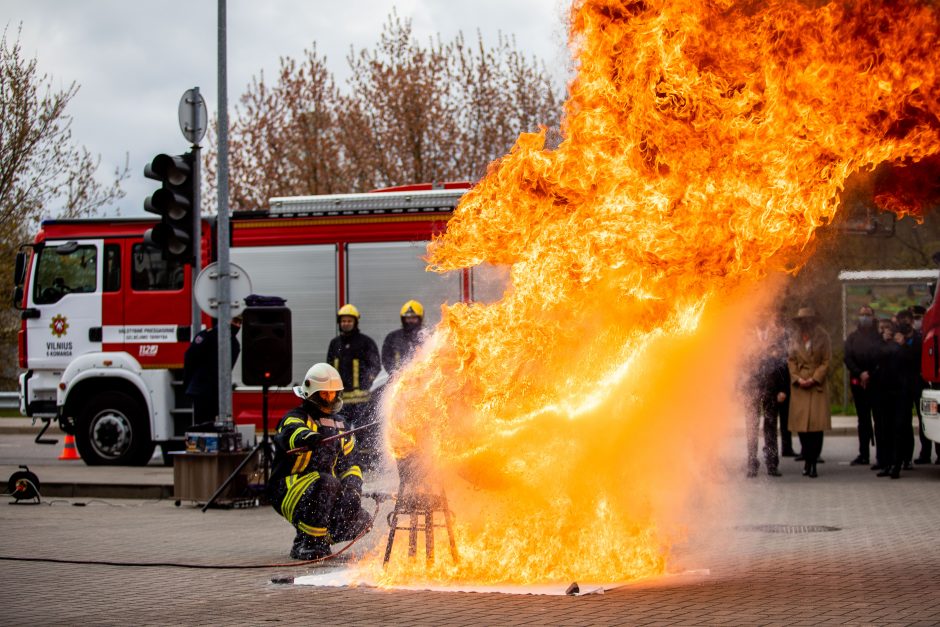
74, 391, 155, 466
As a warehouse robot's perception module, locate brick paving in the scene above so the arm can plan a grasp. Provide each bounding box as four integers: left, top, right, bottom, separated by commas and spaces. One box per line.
0, 434, 938, 626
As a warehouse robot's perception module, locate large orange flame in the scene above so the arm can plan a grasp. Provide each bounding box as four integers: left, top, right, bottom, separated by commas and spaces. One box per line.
372, 0, 940, 585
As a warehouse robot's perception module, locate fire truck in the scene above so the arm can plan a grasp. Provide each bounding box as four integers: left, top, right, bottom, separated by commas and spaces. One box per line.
919, 282, 940, 445
12, 184, 506, 465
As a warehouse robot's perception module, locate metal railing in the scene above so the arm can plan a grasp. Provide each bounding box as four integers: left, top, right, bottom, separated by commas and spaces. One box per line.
0, 391, 19, 410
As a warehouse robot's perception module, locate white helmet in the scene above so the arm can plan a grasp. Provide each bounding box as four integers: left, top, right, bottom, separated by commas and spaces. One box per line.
293, 363, 344, 413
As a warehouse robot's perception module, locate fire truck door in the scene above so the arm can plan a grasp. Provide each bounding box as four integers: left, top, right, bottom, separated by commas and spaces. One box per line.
105, 242, 191, 368
25, 240, 103, 370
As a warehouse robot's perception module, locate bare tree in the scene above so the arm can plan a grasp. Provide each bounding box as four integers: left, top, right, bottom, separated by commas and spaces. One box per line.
209, 11, 563, 207
344, 13, 562, 187
344, 12, 460, 187
0, 26, 128, 389
450, 31, 562, 181
204, 45, 345, 212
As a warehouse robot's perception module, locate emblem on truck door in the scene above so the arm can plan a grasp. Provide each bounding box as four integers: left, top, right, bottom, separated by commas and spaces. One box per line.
50, 314, 69, 338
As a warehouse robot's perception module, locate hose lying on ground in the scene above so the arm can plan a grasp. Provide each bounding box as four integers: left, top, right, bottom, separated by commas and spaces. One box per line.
0, 498, 384, 570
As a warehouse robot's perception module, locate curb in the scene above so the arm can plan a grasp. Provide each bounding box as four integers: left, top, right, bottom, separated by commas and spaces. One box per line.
41, 483, 174, 500
0, 424, 64, 436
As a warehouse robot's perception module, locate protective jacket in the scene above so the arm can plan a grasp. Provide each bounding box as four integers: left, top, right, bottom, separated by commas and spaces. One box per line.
268, 402, 363, 540
326, 329, 380, 406
381, 326, 424, 374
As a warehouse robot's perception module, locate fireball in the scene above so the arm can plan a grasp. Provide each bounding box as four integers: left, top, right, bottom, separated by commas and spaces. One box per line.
375, 0, 940, 585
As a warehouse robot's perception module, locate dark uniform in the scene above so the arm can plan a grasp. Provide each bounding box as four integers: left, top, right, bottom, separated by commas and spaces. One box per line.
267, 401, 369, 558
844, 323, 882, 463
746, 350, 789, 476
871, 337, 906, 476
327, 329, 380, 426
183, 326, 240, 423
899, 330, 922, 466
381, 326, 424, 375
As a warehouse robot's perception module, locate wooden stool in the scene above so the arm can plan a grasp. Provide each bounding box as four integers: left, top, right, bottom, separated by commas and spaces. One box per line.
383, 467, 458, 565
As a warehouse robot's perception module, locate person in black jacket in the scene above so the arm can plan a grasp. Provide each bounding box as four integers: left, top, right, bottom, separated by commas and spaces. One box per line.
896, 309, 921, 469
381, 299, 427, 375
746, 326, 789, 477
327, 304, 381, 468
844, 305, 881, 466
182, 316, 242, 423
871, 320, 907, 479
326, 304, 381, 426
266, 363, 371, 560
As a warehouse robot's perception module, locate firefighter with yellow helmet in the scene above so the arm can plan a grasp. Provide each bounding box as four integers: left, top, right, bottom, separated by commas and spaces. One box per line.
267, 363, 371, 560
326, 304, 381, 424
381, 299, 426, 375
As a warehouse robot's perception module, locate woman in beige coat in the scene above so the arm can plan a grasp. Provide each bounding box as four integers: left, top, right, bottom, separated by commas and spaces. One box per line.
787, 307, 832, 478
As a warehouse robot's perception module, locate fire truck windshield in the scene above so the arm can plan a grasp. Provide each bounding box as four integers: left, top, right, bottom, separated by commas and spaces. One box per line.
33, 244, 97, 305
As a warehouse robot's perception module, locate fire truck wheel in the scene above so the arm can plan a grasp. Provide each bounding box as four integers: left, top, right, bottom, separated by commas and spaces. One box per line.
74, 391, 155, 466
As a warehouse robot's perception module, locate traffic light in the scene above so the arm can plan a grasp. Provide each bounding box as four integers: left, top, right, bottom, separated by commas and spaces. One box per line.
143, 151, 196, 263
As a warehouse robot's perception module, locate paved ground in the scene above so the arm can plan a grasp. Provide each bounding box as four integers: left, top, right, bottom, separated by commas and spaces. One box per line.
0, 433, 938, 626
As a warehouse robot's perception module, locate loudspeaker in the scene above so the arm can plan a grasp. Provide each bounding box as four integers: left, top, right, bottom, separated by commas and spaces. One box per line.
241, 306, 292, 386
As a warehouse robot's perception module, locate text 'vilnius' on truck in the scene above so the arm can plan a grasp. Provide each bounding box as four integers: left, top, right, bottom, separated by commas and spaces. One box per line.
12, 183, 508, 465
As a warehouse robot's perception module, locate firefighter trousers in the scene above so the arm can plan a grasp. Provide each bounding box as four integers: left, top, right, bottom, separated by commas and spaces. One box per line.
268, 472, 366, 541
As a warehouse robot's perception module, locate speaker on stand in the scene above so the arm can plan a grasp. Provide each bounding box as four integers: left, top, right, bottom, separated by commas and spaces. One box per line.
203, 304, 292, 511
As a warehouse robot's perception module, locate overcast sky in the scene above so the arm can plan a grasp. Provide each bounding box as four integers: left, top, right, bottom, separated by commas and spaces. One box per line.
2, 1, 571, 217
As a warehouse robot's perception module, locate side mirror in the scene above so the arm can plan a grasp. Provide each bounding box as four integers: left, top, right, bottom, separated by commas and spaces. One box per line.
13, 251, 26, 286
12, 285, 24, 310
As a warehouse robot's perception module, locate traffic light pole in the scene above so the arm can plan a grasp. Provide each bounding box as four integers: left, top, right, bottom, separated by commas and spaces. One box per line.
216, 0, 233, 426
191, 140, 201, 342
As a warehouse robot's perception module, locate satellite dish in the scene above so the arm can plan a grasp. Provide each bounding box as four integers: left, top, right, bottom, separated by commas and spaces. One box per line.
193, 262, 252, 318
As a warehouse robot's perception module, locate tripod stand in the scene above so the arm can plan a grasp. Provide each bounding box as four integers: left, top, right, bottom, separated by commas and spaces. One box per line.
202, 383, 274, 511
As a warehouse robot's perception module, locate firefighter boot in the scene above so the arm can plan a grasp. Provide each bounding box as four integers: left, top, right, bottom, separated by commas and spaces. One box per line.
290, 531, 331, 560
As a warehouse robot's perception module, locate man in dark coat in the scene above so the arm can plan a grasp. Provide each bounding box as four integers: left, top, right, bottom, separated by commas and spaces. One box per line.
872, 320, 907, 479
183, 316, 242, 423
844, 305, 882, 466
381, 299, 426, 375
746, 326, 789, 477
896, 308, 921, 469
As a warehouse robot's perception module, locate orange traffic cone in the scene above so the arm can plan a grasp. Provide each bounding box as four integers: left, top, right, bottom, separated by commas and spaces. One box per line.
58, 434, 81, 461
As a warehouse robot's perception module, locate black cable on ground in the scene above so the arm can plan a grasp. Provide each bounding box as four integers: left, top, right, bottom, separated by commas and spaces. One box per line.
0, 500, 381, 570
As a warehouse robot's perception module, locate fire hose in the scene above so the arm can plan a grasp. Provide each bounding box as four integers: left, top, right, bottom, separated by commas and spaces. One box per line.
285, 421, 380, 455
0, 492, 393, 571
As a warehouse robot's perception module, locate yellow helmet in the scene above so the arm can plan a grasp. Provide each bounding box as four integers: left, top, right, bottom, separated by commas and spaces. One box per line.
400, 300, 424, 318
337, 303, 360, 319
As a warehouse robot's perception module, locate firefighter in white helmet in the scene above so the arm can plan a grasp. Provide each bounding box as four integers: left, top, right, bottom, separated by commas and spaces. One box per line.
381, 299, 426, 374
267, 363, 372, 560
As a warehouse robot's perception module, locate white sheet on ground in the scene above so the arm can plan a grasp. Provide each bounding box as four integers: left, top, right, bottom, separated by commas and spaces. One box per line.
291, 568, 709, 595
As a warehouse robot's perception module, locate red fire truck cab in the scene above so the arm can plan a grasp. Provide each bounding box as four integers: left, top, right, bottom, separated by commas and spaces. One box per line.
12, 184, 505, 465
919, 280, 940, 445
